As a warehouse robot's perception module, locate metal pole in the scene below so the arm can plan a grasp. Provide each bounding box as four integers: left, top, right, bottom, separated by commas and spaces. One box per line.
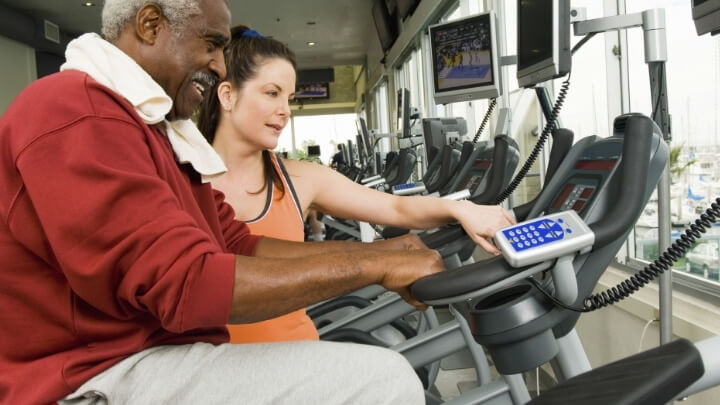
650, 61, 672, 345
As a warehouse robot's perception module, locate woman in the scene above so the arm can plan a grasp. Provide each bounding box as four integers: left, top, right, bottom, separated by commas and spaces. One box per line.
197, 26, 513, 343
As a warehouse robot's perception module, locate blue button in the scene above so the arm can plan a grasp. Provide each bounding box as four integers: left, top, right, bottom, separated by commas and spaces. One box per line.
566, 228, 572, 234
558, 218, 564, 224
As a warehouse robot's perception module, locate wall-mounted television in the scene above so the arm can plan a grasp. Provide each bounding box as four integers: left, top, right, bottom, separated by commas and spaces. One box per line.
372, 0, 398, 52
295, 82, 330, 100
428, 11, 502, 104
307, 145, 321, 156
516, 0, 571, 88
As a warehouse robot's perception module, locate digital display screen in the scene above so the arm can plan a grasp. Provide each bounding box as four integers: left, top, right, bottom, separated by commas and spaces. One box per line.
430, 13, 494, 92
574, 159, 617, 171
517, 0, 553, 71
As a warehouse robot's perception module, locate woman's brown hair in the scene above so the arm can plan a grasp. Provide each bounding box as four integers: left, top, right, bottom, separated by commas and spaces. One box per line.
197, 25, 297, 196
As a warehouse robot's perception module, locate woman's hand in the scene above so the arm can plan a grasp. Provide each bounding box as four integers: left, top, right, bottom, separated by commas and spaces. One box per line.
453, 201, 515, 255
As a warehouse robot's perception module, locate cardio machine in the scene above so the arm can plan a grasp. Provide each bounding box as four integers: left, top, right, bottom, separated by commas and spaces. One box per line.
405, 113, 668, 404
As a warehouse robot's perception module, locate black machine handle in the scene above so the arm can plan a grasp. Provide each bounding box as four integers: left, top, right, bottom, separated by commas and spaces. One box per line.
513, 127, 574, 222
412, 114, 656, 302
419, 224, 466, 250
411, 255, 529, 301
588, 114, 653, 248
458, 141, 475, 165
471, 135, 513, 205
421, 146, 442, 184
425, 146, 454, 193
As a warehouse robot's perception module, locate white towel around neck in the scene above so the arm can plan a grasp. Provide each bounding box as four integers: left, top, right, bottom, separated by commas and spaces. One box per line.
61, 33, 227, 182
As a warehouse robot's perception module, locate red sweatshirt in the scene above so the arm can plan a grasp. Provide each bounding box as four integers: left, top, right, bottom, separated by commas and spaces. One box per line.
0, 71, 262, 404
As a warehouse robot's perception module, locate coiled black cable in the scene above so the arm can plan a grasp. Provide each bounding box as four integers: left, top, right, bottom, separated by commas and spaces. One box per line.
472, 98, 498, 144
584, 197, 720, 311
529, 197, 720, 313
493, 76, 571, 204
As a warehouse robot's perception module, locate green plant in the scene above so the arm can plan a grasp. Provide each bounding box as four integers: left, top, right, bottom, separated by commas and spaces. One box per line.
668, 144, 696, 180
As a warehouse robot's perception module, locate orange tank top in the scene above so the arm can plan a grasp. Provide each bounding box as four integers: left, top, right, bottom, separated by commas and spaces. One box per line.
227, 154, 320, 343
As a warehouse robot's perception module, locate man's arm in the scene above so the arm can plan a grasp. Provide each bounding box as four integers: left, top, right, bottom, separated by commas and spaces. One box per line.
252, 233, 426, 259
229, 247, 443, 324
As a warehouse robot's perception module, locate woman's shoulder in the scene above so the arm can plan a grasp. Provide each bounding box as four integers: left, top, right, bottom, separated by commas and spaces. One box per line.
281, 158, 330, 176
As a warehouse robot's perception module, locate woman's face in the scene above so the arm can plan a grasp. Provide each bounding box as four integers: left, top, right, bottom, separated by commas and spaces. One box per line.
228, 57, 296, 150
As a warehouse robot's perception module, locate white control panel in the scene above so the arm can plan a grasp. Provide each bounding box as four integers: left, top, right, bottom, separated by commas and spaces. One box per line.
494, 210, 594, 267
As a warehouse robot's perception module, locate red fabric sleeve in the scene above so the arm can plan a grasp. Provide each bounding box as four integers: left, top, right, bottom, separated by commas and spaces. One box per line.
14, 116, 237, 333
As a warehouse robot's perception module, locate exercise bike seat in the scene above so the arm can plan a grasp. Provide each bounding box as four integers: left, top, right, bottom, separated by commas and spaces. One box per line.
527, 338, 704, 405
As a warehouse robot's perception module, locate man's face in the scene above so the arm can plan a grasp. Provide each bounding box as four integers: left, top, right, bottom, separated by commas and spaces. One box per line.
153, 0, 231, 120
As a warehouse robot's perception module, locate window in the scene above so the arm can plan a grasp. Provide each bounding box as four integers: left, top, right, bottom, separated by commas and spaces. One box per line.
627, 0, 720, 287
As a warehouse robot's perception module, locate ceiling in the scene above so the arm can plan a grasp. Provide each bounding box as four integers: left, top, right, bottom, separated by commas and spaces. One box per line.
0, 0, 378, 69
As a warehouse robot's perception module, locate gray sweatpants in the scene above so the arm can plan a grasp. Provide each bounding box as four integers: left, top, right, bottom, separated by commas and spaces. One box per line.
60, 340, 424, 404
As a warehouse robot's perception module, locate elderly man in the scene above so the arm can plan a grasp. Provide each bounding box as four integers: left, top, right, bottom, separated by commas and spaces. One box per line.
0, 0, 456, 403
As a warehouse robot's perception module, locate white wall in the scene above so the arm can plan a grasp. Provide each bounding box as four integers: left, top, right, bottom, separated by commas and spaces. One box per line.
575, 266, 720, 405
0, 35, 37, 115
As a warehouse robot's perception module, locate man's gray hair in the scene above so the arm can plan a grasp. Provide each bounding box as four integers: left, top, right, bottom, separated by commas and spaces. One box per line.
101, 0, 201, 42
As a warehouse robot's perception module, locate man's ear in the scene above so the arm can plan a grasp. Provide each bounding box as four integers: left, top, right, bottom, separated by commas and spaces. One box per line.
135, 4, 165, 44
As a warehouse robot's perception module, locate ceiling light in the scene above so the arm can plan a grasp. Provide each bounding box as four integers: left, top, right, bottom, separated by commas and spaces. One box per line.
307, 42, 316, 46
83, 2, 95, 6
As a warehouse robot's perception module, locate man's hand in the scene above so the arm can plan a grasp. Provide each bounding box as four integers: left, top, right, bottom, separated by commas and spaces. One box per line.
376, 249, 445, 310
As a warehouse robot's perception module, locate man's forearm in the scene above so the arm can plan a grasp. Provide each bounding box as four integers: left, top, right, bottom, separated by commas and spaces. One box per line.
229, 251, 383, 324
254, 237, 375, 258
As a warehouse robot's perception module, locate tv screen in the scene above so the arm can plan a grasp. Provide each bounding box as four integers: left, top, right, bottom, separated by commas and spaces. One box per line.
307, 145, 321, 156
428, 11, 502, 104
516, 0, 571, 87
372, 0, 398, 52
295, 82, 330, 100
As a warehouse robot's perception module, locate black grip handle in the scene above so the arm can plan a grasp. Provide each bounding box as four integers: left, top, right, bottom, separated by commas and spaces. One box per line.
411, 255, 526, 301
472, 135, 512, 205
589, 114, 653, 248
419, 224, 466, 250
513, 127, 574, 222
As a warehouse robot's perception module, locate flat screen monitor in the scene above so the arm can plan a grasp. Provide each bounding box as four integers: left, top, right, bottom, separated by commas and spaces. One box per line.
372, 0, 398, 52
428, 11, 502, 104
421, 117, 468, 161
692, 0, 720, 35
516, 0, 571, 88
397, 88, 411, 138
307, 145, 321, 157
